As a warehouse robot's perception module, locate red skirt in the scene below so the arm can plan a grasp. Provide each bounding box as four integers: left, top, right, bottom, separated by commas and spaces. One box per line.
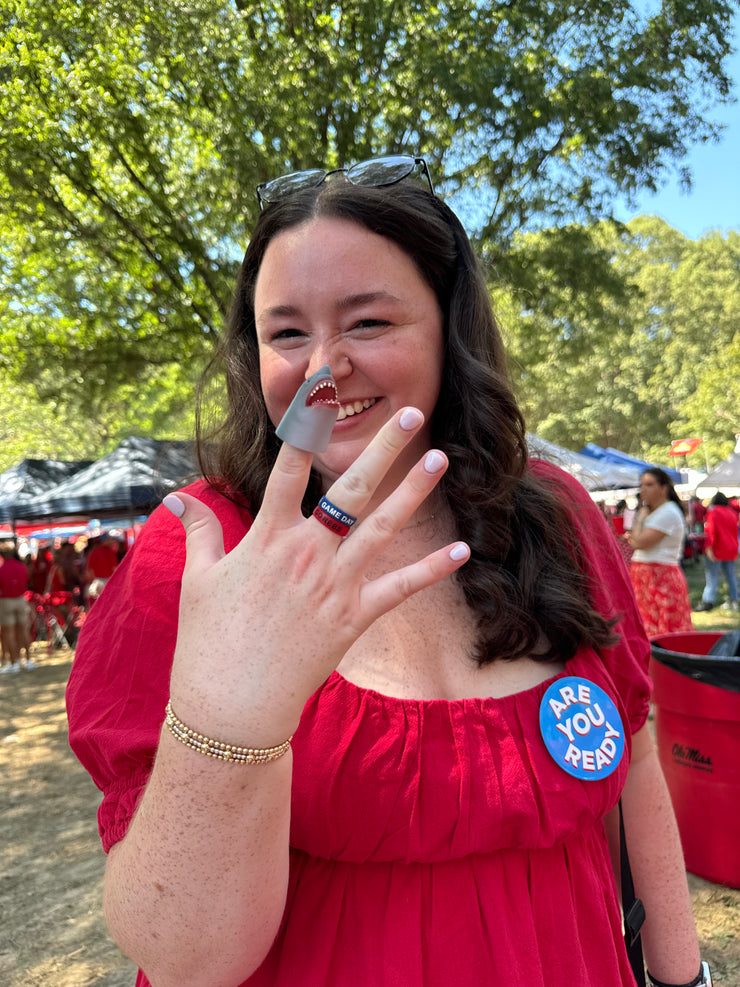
629, 562, 694, 638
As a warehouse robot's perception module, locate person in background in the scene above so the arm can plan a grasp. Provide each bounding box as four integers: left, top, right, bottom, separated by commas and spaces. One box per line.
693, 492, 739, 612
67, 160, 705, 987
626, 468, 693, 637
57, 541, 85, 593
0, 542, 33, 673
43, 543, 85, 646
688, 496, 707, 533
29, 542, 53, 595
612, 499, 634, 568
85, 534, 120, 606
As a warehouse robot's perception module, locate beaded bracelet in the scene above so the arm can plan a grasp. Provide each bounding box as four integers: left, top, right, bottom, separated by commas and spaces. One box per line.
164, 701, 293, 765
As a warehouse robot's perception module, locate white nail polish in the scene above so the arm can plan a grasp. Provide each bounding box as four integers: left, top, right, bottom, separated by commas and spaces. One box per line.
449, 544, 468, 561
163, 494, 185, 518
424, 451, 445, 473
400, 408, 423, 431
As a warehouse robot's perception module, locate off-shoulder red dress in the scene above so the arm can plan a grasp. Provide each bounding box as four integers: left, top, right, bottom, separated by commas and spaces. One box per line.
67, 463, 651, 987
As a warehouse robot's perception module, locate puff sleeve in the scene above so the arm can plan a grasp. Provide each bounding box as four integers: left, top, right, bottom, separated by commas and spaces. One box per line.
66, 480, 253, 852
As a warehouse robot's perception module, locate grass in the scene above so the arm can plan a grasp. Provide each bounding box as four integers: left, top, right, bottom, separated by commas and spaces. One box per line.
681, 555, 740, 634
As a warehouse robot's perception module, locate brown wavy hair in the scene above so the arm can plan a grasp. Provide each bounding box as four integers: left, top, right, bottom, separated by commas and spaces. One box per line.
196, 180, 616, 664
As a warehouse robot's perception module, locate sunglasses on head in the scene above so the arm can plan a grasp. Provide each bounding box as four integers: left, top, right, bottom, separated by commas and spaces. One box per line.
255, 154, 434, 209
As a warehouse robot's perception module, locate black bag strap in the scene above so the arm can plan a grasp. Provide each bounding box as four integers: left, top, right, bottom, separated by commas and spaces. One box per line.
620, 799, 647, 987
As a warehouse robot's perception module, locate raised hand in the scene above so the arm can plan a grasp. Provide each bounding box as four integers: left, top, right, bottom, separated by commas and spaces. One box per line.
165, 407, 469, 747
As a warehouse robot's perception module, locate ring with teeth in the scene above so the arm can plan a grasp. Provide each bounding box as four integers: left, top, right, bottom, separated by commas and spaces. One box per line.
336, 398, 376, 421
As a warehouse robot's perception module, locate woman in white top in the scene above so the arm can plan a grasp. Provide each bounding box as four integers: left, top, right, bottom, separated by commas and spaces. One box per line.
626, 468, 694, 637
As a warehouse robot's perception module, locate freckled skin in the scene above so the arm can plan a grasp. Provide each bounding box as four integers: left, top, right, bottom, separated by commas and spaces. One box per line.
275, 365, 339, 453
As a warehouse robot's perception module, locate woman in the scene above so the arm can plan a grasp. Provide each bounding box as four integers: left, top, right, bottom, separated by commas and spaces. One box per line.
694, 491, 739, 612
627, 468, 693, 637
67, 161, 705, 987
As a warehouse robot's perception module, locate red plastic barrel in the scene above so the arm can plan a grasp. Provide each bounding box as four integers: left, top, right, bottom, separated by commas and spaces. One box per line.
650, 632, 740, 888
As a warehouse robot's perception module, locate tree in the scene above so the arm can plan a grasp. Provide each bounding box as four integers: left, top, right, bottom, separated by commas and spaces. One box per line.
638, 221, 740, 465
0, 365, 200, 473
500, 217, 740, 466
0, 0, 736, 445
497, 222, 669, 454
675, 335, 740, 467
0, 374, 86, 471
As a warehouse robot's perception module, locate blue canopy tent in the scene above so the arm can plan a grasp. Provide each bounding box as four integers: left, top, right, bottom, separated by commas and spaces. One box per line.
579, 444, 681, 484
527, 436, 641, 490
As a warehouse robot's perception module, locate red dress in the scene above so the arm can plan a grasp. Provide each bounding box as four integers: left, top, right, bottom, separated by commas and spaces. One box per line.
67, 464, 651, 987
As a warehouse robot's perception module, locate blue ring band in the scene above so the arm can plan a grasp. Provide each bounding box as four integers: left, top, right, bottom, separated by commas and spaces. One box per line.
316, 496, 357, 529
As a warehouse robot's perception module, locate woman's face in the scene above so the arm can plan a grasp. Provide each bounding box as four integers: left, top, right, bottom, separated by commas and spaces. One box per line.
254, 217, 445, 497
639, 473, 667, 508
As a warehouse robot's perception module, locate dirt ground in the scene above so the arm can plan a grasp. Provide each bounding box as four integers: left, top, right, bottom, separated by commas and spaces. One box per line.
1, 644, 739, 987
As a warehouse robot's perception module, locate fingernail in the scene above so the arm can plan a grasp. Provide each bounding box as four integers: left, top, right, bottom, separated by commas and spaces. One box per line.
399, 408, 424, 431
163, 494, 185, 518
424, 451, 445, 473
449, 543, 469, 561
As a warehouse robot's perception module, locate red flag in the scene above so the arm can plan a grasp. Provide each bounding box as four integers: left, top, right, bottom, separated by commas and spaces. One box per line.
669, 438, 703, 456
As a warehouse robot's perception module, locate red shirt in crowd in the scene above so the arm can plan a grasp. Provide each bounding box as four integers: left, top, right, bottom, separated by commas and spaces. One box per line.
704, 504, 740, 561
30, 549, 53, 593
0, 557, 30, 599
86, 543, 119, 579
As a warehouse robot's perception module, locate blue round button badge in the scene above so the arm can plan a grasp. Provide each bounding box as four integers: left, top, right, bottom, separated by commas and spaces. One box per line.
539, 677, 625, 780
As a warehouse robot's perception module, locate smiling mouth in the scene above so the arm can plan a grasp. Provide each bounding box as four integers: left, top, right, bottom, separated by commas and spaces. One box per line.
336, 398, 377, 421
305, 377, 340, 409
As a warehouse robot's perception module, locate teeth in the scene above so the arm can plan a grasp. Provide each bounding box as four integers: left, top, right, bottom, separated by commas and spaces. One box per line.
308, 379, 338, 403
336, 398, 376, 421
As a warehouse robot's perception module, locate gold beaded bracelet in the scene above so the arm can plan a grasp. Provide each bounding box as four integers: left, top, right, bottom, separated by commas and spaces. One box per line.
164, 701, 293, 765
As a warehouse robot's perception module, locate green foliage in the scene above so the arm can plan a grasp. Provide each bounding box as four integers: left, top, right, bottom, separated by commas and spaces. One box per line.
0, 365, 199, 473
0, 373, 88, 470
0, 0, 737, 459
498, 221, 663, 454
0, 0, 243, 418
660, 334, 740, 467
500, 218, 740, 467
632, 219, 740, 466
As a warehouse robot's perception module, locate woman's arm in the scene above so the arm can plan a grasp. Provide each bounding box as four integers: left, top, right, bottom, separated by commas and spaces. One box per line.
100, 410, 469, 987
104, 726, 293, 987
627, 508, 668, 551
616, 723, 701, 984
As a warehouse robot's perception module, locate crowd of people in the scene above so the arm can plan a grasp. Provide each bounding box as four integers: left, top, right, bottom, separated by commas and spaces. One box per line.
0, 532, 125, 673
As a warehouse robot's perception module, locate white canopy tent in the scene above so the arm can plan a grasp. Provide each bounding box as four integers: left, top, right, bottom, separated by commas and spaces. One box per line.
694, 436, 740, 498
